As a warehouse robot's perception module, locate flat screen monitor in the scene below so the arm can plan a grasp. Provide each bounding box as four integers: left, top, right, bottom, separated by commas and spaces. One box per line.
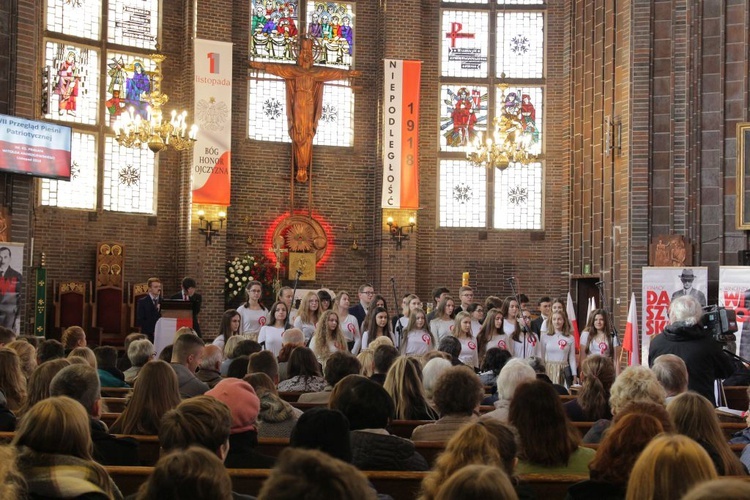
0, 114, 72, 180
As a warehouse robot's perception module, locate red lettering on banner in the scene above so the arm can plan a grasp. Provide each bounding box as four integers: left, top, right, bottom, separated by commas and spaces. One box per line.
723, 291, 748, 323
646, 290, 670, 336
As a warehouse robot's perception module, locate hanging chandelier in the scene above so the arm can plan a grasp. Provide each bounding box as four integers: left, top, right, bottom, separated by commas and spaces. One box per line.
466, 81, 537, 170
112, 54, 198, 153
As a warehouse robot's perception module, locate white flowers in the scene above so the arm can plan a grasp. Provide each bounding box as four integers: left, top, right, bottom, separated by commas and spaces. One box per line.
225, 255, 259, 299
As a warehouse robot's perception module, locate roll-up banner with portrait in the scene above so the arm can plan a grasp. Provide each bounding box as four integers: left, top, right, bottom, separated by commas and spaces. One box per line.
641, 267, 708, 363
718, 266, 750, 358
0, 242, 24, 335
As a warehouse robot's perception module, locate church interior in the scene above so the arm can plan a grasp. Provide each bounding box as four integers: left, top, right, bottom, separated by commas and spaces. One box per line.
0, 0, 747, 337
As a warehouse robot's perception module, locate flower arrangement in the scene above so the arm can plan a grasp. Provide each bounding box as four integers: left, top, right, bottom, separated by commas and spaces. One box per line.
224, 253, 276, 307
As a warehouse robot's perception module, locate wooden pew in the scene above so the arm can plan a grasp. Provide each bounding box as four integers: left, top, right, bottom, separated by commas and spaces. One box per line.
278, 391, 304, 402
102, 397, 128, 413
101, 387, 132, 398
724, 386, 749, 411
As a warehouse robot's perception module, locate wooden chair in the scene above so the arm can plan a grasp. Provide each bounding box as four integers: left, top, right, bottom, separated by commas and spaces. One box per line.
53, 280, 91, 340
91, 285, 127, 347
128, 282, 149, 333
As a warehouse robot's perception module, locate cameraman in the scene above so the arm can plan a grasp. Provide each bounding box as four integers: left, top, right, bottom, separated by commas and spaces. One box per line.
648, 295, 734, 405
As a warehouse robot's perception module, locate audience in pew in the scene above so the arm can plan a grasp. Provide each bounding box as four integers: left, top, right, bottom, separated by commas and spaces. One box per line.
109, 360, 181, 436
0, 347, 26, 412
526, 356, 569, 395
480, 358, 536, 424
421, 357, 452, 404
276, 346, 327, 393
68, 346, 97, 369
651, 353, 689, 403
6, 340, 36, 380
161, 393, 274, 470
60, 325, 86, 353
0, 392, 16, 432
0, 445, 24, 498
95, 346, 129, 388
419, 420, 521, 500
205, 379, 276, 468
357, 348, 375, 377
682, 478, 750, 500
123, 338, 154, 385
371, 344, 399, 385
564, 355, 615, 422
290, 407, 353, 462
248, 350, 281, 385
50, 364, 139, 466
117, 332, 147, 373
136, 446, 238, 500
170, 333, 209, 398
12, 396, 123, 499
383, 356, 438, 421
330, 375, 428, 471
0, 326, 16, 346
511, 380, 595, 475
625, 434, 717, 500
16, 358, 69, 418
298, 351, 360, 404
228, 355, 251, 379
223, 340, 262, 377
37, 338, 65, 364
245, 372, 302, 439
667, 391, 747, 475
583, 365, 666, 443
478, 347, 513, 397
277, 328, 305, 381
567, 412, 667, 499
257, 448, 377, 500
196, 344, 224, 388
411, 366, 483, 442
433, 464, 518, 500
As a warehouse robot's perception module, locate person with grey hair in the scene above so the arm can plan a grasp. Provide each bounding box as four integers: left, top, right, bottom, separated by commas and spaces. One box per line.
652, 353, 689, 402
422, 357, 452, 402
123, 338, 154, 385
196, 344, 223, 388
480, 358, 536, 423
648, 295, 734, 405
49, 364, 138, 465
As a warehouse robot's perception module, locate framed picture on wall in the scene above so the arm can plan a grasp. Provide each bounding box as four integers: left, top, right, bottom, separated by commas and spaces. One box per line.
736, 123, 750, 229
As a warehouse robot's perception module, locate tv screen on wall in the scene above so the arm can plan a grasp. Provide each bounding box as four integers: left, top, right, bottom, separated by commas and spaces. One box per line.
0, 114, 72, 181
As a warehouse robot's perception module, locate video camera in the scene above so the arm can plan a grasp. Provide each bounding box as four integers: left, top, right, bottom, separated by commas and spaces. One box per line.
701, 305, 738, 343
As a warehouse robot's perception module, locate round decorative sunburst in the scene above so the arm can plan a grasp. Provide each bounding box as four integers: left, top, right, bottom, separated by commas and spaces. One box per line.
285, 223, 315, 252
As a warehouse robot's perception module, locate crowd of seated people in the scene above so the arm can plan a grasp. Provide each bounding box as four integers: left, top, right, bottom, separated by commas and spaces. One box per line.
3, 287, 750, 499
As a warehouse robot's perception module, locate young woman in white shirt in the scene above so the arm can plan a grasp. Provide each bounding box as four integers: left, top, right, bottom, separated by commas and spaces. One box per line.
399, 308, 436, 357
453, 311, 479, 368
500, 296, 522, 336
579, 308, 618, 372
466, 303, 485, 336
429, 295, 455, 342
510, 308, 542, 360
542, 310, 577, 386
361, 306, 395, 349
211, 309, 241, 351
258, 301, 288, 358
333, 291, 362, 354
477, 308, 511, 365
293, 291, 320, 343
394, 294, 422, 347
308, 309, 348, 367
236, 281, 268, 340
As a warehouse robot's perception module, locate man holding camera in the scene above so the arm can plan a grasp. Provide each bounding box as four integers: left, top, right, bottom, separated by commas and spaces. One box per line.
648, 295, 735, 405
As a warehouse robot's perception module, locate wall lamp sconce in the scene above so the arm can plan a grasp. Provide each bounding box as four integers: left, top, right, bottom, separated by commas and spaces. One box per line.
197, 210, 226, 245
386, 216, 416, 250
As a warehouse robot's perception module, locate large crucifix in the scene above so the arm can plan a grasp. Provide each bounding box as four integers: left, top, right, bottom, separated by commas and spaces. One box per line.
249, 37, 361, 183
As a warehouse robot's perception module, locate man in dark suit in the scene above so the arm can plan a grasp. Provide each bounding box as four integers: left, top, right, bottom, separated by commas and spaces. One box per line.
531, 296, 551, 335
136, 277, 162, 341
171, 277, 203, 337
0, 246, 21, 331
349, 283, 374, 329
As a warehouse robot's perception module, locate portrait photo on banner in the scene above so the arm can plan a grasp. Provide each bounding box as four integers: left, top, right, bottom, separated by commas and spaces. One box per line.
641, 266, 708, 362
719, 266, 750, 358
0, 242, 24, 334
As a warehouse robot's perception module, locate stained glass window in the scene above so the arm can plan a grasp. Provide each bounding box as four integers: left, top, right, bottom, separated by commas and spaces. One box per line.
46, 0, 102, 40
494, 162, 542, 229
438, 1, 545, 230
107, 0, 159, 49
43, 42, 100, 126
102, 137, 156, 213
41, 0, 159, 213
249, 1, 356, 148
250, 0, 299, 62
440, 160, 487, 228
441, 10, 490, 78
496, 11, 544, 79
40, 132, 98, 209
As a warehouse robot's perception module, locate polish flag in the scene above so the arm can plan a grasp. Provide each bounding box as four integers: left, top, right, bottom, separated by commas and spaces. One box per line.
566, 292, 580, 349
623, 292, 640, 366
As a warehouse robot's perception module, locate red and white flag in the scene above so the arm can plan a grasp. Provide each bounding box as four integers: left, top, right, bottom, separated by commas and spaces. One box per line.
566, 292, 580, 349
623, 292, 640, 366
586, 296, 596, 325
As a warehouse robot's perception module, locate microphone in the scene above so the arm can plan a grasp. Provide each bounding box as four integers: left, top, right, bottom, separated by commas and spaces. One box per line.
295, 268, 303, 277
505, 276, 516, 282
390, 276, 395, 283
595, 281, 605, 287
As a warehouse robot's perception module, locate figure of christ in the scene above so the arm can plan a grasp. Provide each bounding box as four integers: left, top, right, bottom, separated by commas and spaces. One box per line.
249, 37, 361, 182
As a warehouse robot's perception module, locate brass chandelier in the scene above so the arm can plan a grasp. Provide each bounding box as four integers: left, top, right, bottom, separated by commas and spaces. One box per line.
112, 54, 198, 153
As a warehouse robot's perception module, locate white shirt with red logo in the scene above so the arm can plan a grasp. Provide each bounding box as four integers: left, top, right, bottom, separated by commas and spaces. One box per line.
402, 329, 435, 356
512, 332, 543, 359
458, 335, 479, 368
430, 318, 454, 342
340, 314, 362, 354
485, 333, 512, 353
579, 330, 610, 357
258, 325, 285, 357
542, 331, 577, 376
237, 305, 268, 336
